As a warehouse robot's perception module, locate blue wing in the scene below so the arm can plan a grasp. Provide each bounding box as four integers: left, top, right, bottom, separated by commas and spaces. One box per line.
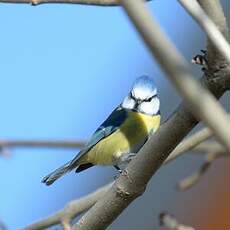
41, 107, 128, 185
70, 107, 128, 164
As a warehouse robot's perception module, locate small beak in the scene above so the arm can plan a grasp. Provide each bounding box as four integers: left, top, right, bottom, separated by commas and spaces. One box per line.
132, 99, 141, 112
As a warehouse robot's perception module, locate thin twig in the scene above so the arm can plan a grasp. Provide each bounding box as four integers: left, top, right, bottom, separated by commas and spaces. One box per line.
159, 212, 195, 230
165, 127, 212, 164
178, 0, 230, 65
21, 139, 226, 230
0, 126, 216, 164
22, 183, 112, 230
0, 0, 151, 6
22, 138, 208, 229
197, 0, 230, 72
0, 126, 217, 163
177, 144, 228, 190
0, 140, 85, 150
4, 133, 223, 229
0, 0, 120, 6
0, 126, 218, 167
122, 0, 230, 152
2, 0, 229, 229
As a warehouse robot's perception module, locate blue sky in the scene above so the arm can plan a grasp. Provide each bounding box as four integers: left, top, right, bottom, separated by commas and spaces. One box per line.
0, 0, 208, 229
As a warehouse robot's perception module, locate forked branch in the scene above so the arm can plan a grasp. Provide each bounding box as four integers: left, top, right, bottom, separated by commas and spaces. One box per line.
72, 0, 230, 228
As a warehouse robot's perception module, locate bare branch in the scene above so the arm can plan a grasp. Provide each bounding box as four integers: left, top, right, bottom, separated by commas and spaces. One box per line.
165, 127, 212, 164
0, 0, 151, 6
0, 140, 85, 151
159, 212, 195, 230
192, 141, 225, 154
178, 0, 230, 67
22, 183, 112, 230
71, 0, 230, 228
72, 110, 217, 230
165, 121, 230, 163
0, 126, 216, 164
177, 159, 212, 191
178, 143, 228, 190
0, 0, 120, 6
2, 0, 229, 229
122, 0, 230, 151
197, 0, 230, 62
0, 126, 217, 163
18, 141, 227, 230
22, 137, 214, 230
0, 124, 213, 162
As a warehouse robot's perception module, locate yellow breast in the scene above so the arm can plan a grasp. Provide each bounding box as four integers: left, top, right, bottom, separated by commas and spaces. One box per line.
80, 111, 160, 165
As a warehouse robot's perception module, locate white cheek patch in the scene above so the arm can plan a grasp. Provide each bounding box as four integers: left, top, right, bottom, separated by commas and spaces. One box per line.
139, 97, 160, 115
122, 96, 136, 110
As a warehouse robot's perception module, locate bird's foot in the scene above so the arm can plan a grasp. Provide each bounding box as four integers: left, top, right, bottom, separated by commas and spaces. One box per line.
120, 153, 136, 163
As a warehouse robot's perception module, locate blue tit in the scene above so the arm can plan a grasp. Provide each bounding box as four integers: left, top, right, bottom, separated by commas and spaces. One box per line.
42, 76, 160, 185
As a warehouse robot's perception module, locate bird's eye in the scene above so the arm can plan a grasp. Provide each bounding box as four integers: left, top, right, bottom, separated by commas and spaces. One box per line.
144, 95, 156, 102
145, 97, 152, 102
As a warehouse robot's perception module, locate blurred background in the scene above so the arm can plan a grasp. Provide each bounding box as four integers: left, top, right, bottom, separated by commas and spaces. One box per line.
0, 0, 230, 229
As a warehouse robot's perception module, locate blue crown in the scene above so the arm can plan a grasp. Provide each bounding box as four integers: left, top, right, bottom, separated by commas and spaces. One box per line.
132, 76, 157, 99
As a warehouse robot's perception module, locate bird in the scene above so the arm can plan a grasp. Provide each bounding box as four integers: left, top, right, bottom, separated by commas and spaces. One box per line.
42, 76, 161, 185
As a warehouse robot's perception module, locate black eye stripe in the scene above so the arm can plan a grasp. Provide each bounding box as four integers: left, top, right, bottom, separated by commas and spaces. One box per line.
130, 92, 157, 102
144, 95, 157, 102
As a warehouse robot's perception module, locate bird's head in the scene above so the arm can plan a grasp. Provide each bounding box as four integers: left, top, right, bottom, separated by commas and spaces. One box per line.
121, 76, 160, 116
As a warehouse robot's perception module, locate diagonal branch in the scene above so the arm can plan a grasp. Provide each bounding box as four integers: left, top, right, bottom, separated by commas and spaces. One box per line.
0, 125, 216, 162
177, 154, 217, 191
197, 0, 230, 62
165, 127, 212, 163
0, 126, 217, 163
72, 0, 230, 229
2, 0, 229, 229
178, 0, 230, 67
22, 183, 112, 230
21, 140, 224, 230
121, 0, 230, 151
177, 142, 229, 190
